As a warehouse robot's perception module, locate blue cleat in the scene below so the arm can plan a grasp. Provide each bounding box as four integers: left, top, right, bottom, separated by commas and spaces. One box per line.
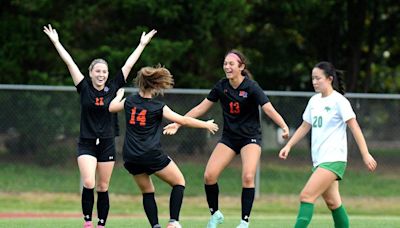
206, 210, 224, 228
236, 220, 249, 228
167, 219, 182, 228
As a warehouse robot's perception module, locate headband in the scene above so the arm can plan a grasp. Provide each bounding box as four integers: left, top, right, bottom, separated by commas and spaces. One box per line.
226, 53, 242, 63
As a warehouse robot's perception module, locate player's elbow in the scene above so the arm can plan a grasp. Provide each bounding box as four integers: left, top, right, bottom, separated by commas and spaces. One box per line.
109, 104, 119, 113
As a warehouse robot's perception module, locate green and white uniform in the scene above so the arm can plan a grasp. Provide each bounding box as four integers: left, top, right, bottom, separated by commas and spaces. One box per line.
303, 91, 355, 167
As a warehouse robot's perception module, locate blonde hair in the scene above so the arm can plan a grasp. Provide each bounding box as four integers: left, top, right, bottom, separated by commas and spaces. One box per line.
88, 58, 108, 72
135, 64, 174, 96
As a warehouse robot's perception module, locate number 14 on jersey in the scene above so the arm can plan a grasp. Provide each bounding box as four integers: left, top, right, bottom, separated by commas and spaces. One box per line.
129, 107, 147, 126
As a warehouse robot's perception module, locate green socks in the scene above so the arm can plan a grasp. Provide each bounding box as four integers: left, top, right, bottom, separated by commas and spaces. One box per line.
294, 202, 349, 228
294, 202, 314, 228
332, 205, 349, 228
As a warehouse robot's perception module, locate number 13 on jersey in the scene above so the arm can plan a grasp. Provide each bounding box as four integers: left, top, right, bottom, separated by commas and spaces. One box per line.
129, 107, 147, 126
229, 101, 240, 114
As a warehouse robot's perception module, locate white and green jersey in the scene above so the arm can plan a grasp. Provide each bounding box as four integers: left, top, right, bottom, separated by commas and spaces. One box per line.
303, 91, 356, 167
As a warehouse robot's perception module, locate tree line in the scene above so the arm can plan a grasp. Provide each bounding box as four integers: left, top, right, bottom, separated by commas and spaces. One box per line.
1, 0, 399, 93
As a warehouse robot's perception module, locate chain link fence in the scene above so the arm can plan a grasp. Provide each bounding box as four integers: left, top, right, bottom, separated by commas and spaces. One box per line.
0, 85, 399, 191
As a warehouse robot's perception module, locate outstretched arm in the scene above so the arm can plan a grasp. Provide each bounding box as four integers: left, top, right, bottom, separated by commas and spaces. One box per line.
262, 102, 289, 139
347, 118, 377, 171
279, 121, 311, 160
162, 105, 218, 134
109, 88, 126, 113
121, 29, 157, 80
163, 98, 214, 135
43, 24, 84, 86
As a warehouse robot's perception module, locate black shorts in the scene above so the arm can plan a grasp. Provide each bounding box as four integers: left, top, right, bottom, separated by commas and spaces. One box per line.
77, 138, 116, 162
219, 135, 262, 154
124, 154, 171, 175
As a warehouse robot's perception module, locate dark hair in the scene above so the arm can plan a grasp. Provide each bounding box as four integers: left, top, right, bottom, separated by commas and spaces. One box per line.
135, 64, 174, 96
314, 61, 345, 95
225, 49, 253, 79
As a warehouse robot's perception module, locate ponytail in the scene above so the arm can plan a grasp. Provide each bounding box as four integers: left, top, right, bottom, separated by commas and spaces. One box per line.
242, 69, 253, 80
333, 70, 345, 95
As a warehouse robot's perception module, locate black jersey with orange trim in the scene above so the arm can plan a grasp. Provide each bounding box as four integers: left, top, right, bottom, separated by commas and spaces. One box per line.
76, 70, 126, 139
207, 77, 269, 139
122, 94, 166, 163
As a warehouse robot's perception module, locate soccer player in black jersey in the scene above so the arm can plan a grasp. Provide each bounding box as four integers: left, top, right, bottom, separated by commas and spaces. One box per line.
164, 50, 290, 228
109, 65, 219, 228
43, 24, 156, 228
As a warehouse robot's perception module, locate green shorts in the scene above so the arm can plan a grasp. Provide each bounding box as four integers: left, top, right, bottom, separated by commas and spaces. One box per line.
312, 162, 347, 180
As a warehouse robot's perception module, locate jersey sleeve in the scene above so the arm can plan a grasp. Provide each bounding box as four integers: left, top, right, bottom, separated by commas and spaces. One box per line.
110, 69, 127, 89
113, 113, 120, 136
206, 82, 221, 102
302, 98, 313, 124
252, 81, 270, 106
75, 78, 88, 94
124, 95, 132, 110
338, 97, 356, 122
160, 102, 166, 110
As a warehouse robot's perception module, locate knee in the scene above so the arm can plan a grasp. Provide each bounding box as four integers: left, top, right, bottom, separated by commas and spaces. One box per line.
204, 171, 217, 184
137, 181, 155, 193
299, 190, 317, 203
172, 176, 185, 187
180, 176, 186, 186
96, 181, 110, 192
141, 185, 155, 193
82, 178, 95, 189
324, 197, 341, 210
242, 173, 255, 187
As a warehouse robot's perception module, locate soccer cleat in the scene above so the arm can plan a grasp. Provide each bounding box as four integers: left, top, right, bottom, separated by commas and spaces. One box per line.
206, 210, 224, 228
97, 226, 105, 228
83, 221, 93, 228
153, 224, 162, 228
166, 220, 182, 228
236, 220, 249, 228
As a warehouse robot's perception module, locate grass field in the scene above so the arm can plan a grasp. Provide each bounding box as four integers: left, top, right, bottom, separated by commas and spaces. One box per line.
1, 156, 399, 198
1, 193, 400, 227
0, 150, 399, 227
1, 215, 400, 228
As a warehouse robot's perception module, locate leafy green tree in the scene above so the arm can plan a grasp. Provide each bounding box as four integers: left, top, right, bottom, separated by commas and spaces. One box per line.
0, 0, 399, 92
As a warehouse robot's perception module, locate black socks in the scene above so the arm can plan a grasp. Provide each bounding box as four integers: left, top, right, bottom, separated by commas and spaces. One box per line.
170, 185, 185, 221
82, 187, 94, 221
97, 191, 110, 226
205, 183, 219, 215
241, 187, 255, 222
143, 192, 159, 227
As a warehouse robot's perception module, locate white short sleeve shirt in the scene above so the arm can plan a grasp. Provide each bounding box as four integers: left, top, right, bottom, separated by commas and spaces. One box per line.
303, 91, 356, 167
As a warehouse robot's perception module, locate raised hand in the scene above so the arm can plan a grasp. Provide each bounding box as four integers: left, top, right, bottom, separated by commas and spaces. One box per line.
43, 24, 59, 44
42, 23, 84, 85
140, 29, 157, 46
